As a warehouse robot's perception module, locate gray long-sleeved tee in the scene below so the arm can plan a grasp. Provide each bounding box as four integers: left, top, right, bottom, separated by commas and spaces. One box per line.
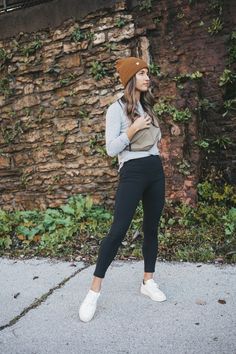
105, 97, 162, 171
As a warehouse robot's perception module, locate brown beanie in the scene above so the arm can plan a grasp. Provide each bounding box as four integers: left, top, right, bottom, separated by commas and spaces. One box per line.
115, 56, 148, 87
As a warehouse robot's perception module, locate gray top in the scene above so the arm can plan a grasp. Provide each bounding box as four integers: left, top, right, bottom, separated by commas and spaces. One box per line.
105, 98, 162, 171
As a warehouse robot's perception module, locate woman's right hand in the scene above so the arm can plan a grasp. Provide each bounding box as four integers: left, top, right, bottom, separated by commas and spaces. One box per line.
126, 114, 152, 141
132, 114, 152, 131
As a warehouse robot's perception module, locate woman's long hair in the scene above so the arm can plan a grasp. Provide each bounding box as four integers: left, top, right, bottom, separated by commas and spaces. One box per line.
120, 75, 160, 127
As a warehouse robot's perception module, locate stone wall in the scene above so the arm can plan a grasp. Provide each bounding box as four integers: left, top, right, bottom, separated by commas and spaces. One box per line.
0, 0, 235, 211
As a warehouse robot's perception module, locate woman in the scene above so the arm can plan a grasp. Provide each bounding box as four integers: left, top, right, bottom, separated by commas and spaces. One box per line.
79, 56, 166, 322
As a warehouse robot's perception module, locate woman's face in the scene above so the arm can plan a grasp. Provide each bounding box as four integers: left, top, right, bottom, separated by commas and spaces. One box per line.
135, 68, 150, 92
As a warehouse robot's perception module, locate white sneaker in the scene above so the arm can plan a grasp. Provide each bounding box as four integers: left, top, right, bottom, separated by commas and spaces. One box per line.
140, 278, 166, 302
79, 289, 100, 322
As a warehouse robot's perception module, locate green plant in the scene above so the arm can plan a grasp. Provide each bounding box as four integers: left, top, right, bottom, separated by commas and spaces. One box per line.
219, 69, 236, 86
207, 17, 223, 36
104, 42, 117, 52
213, 136, 233, 149
196, 98, 216, 112
176, 159, 191, 176
20, 173, 31, 189
153, 16, 162, 25
177, 12, 185, 20
78, 109, 89, 120
115, 17, 126, 28
222, 98, 236, 117
89, 133, 106, 156
194, 138, 215, 154
0, 120, 24, 144
71, 27, 85, 42
209, 0, 223, 16
89, 61, 107, 80
20, 39, 42, 57
0, 77, 13, 97
139, 0, 152, 12
59, 72, 78, 87
228, 31, 236, 65
174, 71, 203, 83
149, 63, 162, 77
197, 181, 236, 206
153, 99, 192, 123
222, 207, 236, 237
0, 48, 11, 69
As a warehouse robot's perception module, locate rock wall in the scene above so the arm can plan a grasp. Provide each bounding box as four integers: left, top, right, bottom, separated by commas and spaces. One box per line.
0, 0, 235, 211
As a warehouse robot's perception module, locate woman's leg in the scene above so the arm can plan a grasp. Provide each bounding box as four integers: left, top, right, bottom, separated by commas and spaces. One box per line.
92, 175, 144, 281
141, 173, 165, 277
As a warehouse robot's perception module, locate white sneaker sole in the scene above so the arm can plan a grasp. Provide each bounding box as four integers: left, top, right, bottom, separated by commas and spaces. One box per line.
140, 285, 167, 302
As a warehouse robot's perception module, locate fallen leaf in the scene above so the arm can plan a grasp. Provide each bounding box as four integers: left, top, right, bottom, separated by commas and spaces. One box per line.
17, 234, 25, 241
218, 299, 226, 304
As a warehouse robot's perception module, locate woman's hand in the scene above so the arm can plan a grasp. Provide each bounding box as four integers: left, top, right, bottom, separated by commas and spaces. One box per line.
126, 114, 151, 141
133, 114, 152, 131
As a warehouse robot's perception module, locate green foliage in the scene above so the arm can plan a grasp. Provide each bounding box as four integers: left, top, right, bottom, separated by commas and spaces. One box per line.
153, 16, 162, 25
174, 71, 203, 84
20, 39, 42, 57
0, 194, 112, 257
0, 48, 11, 69
104, 42, 117, 52
0, 120, 24, 144
78, 109, 90, 120
71, 27, 95, 43
219, 69, 236, 86
222, 98, 236, 117
71, 27, 85, 42
89, 61, 107, 80
115, 17, 126, 28
0, 76, 13, 97
194, 136, 233, 154
0, 187, 235, 263
228, 31, 236, 65
209, 0, 223, 16
153, 99, 192, 122
195, 98, 216, 112
176, 159, 191, 176
197, 181, 236, 206
177, 12, 185, 20
59, 72, 78, 87
138, 0, 152, 12
222, 208, 236, 237
148, 63, 162, 77
208, 17, 223, 36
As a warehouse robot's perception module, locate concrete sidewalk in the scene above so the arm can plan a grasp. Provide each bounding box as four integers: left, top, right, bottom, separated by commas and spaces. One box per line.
0, 257, 235, 354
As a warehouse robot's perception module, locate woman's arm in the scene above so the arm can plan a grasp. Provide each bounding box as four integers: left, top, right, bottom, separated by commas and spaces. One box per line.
105, 104, 131, 157
105, 104, 152, 157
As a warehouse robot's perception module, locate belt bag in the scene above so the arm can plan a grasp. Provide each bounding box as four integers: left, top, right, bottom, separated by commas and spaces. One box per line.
125, 118, 161, 152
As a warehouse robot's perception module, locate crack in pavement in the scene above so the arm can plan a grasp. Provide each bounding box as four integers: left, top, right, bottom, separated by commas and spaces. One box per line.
0, 263, 91, 332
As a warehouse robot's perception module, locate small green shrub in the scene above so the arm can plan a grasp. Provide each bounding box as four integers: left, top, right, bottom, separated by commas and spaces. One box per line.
89, 61, 107, 80
153, 99, 192, 122
208, 17, 223, 35
139, 0, 152, 12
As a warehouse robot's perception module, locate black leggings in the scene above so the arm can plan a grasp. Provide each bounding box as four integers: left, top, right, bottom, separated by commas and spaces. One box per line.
93, 155, 165, 278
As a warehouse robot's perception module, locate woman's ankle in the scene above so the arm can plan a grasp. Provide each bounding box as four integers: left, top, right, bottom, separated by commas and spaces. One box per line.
90, 285, 101, 293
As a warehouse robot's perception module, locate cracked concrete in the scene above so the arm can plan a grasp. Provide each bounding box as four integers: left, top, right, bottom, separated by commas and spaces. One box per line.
0, 257, 86, 330
0, 257, 235, 354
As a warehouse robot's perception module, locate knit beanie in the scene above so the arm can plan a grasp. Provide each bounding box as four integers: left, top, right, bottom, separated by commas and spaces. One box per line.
115, 56, 148, 87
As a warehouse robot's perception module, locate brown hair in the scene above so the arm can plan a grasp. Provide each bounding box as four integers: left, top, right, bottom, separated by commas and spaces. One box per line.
120, 75, 160, 127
